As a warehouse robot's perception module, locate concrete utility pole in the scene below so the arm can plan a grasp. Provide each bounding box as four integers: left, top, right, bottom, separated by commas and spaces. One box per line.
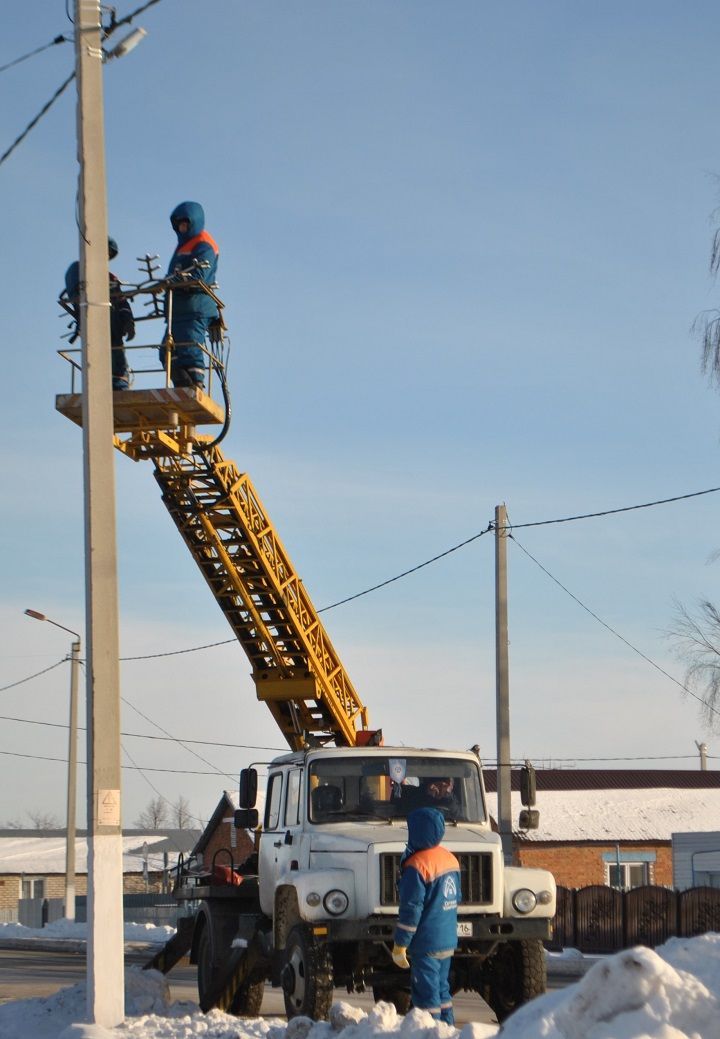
495, 503, 513, 864
74, 0, 124, 1025
66, 636, 81, 921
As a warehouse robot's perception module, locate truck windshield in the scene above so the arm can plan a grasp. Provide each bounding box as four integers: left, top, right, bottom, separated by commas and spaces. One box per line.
307, 756, 486, 824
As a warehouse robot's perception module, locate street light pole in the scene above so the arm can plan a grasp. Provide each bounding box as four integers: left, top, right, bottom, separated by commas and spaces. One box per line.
494, 503, 513, 865
74, 0, 124, 1025
24, 610, 81, 922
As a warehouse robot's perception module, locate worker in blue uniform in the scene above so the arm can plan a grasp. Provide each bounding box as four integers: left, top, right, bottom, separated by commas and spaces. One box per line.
63, 237, 135, 390
161, 200, 220, 389
391, 806, 461, 1023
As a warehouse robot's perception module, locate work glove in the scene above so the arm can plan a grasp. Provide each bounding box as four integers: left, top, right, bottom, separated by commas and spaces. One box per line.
391, 944, 410, 969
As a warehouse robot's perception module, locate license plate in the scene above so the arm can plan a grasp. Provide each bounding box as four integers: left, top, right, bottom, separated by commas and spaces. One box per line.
457, 921, 472, 937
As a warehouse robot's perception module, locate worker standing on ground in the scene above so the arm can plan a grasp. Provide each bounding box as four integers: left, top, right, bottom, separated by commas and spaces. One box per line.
63, 237, 135, 390
161, 200, 220, 389
391, 806, 461, 1024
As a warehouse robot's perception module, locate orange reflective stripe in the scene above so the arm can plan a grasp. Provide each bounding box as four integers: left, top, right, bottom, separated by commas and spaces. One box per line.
176, 230, 219, 256
405, 846, 460, 882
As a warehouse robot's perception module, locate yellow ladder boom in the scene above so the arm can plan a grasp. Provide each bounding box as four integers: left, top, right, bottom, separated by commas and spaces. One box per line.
151, 441, 369, 749
56, 350, 373, 749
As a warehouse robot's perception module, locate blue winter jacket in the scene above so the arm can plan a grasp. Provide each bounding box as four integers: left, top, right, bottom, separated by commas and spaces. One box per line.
166, 201, 219, 320
393, 807, 461, 956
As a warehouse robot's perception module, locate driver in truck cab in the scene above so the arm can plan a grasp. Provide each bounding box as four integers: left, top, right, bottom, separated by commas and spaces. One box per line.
391, 806, 461, 1024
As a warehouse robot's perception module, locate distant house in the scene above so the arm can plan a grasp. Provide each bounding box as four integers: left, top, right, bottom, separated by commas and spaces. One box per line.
0, 828, 200, 917
672, 831, 720, 889
484, 769, 720, 890
191, 791, 254, 873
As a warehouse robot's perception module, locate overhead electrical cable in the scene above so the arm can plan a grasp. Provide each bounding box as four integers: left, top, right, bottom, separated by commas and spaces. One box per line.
120, 694, 238, 779
0, 711, 284, 751
0, 70, 75, 168
500, 486, 720, 531
0, 658, 68, 692
0, 747, 223, 774
3, 484, 719, 671
509, 533, 720, 720
0, 34, 67, 74
120, 743, 209, 832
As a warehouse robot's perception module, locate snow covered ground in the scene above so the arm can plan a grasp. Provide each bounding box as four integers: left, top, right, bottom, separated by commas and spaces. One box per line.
1, 923, 720, 1039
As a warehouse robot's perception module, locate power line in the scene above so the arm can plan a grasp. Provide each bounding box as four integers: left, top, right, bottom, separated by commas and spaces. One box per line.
0, 69, 75, 168
120, 695, 237, 779
107, 0, 163, 33
509, 533, 720, 720
317, 525, 494, 612
0, 34, 67, 74
4, 484, 720, 671
0, 658, 68, 692
501, 486, 720, 531
0, 711, 283, 752
120, 636, 236, 661
0, 747, 223, 775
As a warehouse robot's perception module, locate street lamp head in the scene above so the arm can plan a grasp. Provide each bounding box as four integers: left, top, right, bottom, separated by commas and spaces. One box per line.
24, 609, 81, 642
105, 27, 147, 61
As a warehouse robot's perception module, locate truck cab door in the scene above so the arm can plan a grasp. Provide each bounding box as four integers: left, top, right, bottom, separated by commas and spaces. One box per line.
258, 768, 306, 916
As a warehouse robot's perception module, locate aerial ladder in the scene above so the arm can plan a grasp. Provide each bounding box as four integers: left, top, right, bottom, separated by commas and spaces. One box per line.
56, 264, 375, 751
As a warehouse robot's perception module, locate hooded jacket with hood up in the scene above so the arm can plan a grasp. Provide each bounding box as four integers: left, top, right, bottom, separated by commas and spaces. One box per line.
166, 201, 219, 322
393, 807, 461, 956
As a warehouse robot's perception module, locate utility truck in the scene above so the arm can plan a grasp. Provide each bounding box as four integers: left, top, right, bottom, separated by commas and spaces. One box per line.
56, 274, 555, 1021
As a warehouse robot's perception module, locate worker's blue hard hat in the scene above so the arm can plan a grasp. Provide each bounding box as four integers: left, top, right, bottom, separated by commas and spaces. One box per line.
108, 237, 118, 260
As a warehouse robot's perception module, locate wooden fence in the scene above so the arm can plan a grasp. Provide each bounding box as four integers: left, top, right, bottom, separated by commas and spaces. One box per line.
548, 885, 720, 953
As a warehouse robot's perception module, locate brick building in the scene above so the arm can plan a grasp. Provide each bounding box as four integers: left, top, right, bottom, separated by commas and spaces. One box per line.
0, 828, 199, 916
191, 791, 254, 872
484, 769, 720, 889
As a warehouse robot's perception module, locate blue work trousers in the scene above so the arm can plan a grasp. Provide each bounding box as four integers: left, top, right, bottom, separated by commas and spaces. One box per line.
160, 314, 209, 387
410, 951, 454, 1024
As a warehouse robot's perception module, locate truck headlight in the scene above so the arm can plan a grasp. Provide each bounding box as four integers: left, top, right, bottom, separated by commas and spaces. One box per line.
537, 890, 553, 905
306, 892, 321, 907
323, 889, 349, 916
512, 888, 537, 914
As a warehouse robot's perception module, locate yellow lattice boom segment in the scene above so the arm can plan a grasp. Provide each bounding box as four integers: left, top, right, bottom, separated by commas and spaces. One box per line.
151, 443, 369, 748
56, 379, 372, 749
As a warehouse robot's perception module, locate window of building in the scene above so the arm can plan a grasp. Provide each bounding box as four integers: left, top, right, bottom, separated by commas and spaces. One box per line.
606, 861, 650, 890
21, 877, 45, 899
602, 850, 655, 891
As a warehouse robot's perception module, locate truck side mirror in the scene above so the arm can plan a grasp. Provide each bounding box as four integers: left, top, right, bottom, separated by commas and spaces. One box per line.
520, 762, 536, 807
239, 767, 258, 809
234, 808, 259, 830
519, 808, 539, 831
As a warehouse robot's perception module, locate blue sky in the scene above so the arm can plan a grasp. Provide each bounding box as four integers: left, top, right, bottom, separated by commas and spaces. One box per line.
2, 1, 720, 829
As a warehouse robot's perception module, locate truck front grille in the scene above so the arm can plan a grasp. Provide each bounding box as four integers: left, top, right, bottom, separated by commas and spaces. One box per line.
380, 852, 493, 906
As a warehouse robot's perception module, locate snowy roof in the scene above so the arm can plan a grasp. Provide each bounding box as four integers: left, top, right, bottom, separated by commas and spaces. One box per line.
0, 830, 200, 875
483, 771, 720, 842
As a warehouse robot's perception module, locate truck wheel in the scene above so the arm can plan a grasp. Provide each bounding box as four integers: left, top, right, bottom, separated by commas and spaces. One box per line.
229, 978, 265, 1017
486, 938, 546, 1021
281, 924, 333, 1020
196, 923, 215, 1012
372, 986, 411, 1015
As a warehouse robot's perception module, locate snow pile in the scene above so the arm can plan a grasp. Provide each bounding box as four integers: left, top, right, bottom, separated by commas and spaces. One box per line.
2, 934, 720, 1038
500, 932, 720, 1038
0, 919, 174, 943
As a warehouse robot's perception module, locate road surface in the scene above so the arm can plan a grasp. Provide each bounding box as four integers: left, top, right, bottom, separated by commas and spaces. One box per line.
0, 947, 504, 1025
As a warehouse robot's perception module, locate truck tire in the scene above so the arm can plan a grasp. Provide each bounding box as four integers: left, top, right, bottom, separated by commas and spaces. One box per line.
281, 923, 333, 1020
229, 978, 265, 1017
196, 923, 216, 1012
486, 938, 546, 1021
372, 986, 411, 1015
